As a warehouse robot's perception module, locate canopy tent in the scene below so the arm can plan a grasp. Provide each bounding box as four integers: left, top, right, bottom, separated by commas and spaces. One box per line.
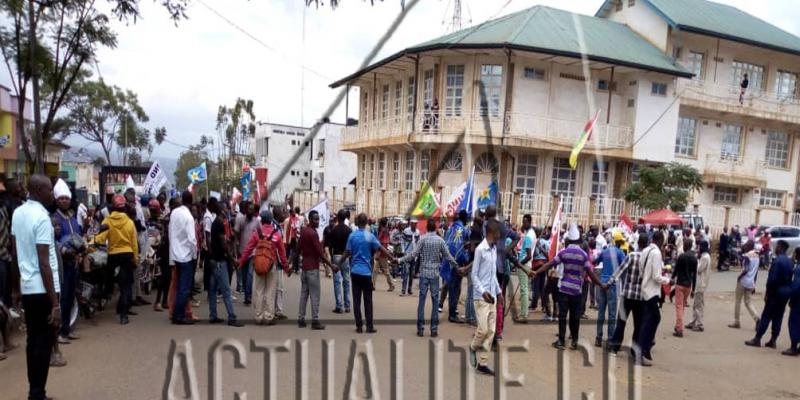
638, 209, 684, 226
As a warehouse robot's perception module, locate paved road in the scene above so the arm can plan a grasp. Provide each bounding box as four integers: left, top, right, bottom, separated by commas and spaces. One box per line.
1, 267, 797, 400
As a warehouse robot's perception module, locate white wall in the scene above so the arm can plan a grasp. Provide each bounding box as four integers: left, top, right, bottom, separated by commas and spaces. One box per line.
632, 75, 680, 162
254, 123, 312, 196
605, 0, 670, 53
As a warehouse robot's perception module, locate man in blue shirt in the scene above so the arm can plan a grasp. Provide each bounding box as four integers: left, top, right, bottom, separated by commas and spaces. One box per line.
746, 240, 795, 348
593, 231, 626, 348
340, 213, 394, 334
443, 210, 470, 323
52, 179, 83, 344
779, 251, 800, 356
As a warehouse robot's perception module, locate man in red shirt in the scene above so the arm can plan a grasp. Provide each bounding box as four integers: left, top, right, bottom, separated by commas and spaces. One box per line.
298, 210, 334, 329
374, 217, 396, 291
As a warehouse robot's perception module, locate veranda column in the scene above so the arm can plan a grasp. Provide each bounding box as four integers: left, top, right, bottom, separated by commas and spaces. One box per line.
511, 191, 521, 225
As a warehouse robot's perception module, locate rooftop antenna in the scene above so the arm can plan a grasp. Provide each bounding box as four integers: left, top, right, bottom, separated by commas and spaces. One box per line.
452, 0, 462, 32
442, 0, 469, 33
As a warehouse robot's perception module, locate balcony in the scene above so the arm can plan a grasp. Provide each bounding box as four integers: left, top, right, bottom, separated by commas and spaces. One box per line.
678, 79, 800, 125
341, 111, 634, 156
703, 153, 765, 187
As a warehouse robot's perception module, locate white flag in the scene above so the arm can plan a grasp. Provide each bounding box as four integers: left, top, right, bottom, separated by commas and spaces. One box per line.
307, 198, 330, 241
142, 161, 168, 196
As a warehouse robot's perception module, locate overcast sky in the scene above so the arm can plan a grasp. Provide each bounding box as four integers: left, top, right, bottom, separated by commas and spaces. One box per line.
2, 0, 799, 159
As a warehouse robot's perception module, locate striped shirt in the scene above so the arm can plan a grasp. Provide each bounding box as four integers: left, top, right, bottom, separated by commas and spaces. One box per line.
552, 244, 593, 296
398, 232, 458, 280
612, 251, 645, 301
0, 206, 10, 262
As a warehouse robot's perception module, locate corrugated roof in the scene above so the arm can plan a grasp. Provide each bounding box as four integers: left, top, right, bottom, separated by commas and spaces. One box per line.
330, 5, 690, 88
598, 0, 800, 56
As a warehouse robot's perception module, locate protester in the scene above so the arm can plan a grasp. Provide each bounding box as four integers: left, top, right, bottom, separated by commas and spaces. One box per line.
529, 226, 548, 314
168, 191, 197, 325
464, 216, 484, 326
778, 248, 800, 356
298, 210, 334, 330
592, 230, 625, 347
608, 235, 649, 362
400, 220, 420, 296
746, 240, 794, 348
443, 210, 470, 323
686, 240, 711, 332
340, 213, 394, 334
718, 227, 730, 271
374, 218, 395, 292
124, 186, 150, 306
51, 179, 84, 343
233, 201, 259, 305
271, 205, 290, 319
729, 240, 760, 329
396, 219, 458, 337
206, 198, 243, 327
469, 218, 503, 376
11, 175, 60, 399
509, 214, 536, 324
326, 209, 352, 313
94, 195, 138, 325
149, 198, 169, 312
672, 238, 697, 338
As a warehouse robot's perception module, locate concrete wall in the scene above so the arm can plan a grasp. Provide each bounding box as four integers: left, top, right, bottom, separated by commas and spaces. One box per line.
605, 0, 670, 53
254, 123, 312, 196
631, 75, 680, 163
318, 123, 357, 192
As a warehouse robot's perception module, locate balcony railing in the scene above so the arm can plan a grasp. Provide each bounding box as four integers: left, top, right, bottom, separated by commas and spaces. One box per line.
342, 111, 634, 149
678, 79, 800, 120
704, 153, 764, 180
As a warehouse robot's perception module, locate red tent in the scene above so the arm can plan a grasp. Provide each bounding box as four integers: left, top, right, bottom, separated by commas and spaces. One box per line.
638, 209, 684, 226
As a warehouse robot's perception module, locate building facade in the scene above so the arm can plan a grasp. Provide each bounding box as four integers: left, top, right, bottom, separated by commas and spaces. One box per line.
322, 0, 800, 230
0, 84, 32, 179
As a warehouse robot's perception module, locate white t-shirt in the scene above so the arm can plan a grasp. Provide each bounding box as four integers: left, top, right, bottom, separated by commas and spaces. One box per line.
11, 200, 60, 295
741, 252, 759, 289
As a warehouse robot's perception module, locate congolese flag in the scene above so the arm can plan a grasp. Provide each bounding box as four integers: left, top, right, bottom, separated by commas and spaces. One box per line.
412, 181, 441, 219
187, 162, 207, 184
568, 110, 601, 169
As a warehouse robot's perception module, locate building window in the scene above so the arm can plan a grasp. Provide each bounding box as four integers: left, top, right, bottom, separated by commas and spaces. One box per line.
475, 152, 499, 174
687, 51, 704, 80
515, 153, 538, 194
420, 150, 431, 182
524, 67, 545, 80
392, 152, 400, 190
615, 0, 623, 11
551, 157, 577, 212
721, 124, 743, 159
442, 151, 463, 171
591, 161, 609, 197
675, 117, 697, 157
404, 151, 415, 191
423, 69, 434, 112
304, 171, 308, 177
407, 77, 416, 117
359, 155, 367, 189
760, 190, 785, 208
479, 64, 502, 118
651, 82, 667, 96
775, 70, 798, 101
627, 99, 635, 108
732, 61, 765, 92
445, 65, 465, 117
378, 152, 386, 189
291, 140, 296, 145
394, 81, 402, 118
765, 131, 790, 169
362, 91, 369, 123
381, 84, 389, 120
628, 0, 635, 6
713, 186, 740, 204
369, 154, 375, 187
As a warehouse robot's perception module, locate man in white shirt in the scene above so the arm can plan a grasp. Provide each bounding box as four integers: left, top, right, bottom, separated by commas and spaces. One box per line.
169, 190, 198, 325
638, 230, 671, 365
469, 218, 503, 376
11, 175, 60, 399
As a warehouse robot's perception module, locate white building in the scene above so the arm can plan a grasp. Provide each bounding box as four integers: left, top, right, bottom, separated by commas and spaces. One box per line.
254, 122, 356, 201
321, 0, 800, 231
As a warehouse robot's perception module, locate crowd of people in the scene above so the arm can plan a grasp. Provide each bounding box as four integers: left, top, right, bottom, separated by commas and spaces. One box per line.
1, 175, 800, 399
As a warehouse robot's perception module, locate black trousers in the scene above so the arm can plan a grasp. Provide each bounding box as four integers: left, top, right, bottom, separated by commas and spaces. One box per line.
544, 276, 560, 316
755, 296, 789, 341
22, 294, 54, 400
639, 297, 662, 359
609, 298, 645, 353
108, 253, 135, 317
351, 273, 374, 329
557, 293, 583, 342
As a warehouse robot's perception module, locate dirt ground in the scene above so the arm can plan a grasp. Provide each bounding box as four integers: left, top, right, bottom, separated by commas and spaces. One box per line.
1, 268, 797, 400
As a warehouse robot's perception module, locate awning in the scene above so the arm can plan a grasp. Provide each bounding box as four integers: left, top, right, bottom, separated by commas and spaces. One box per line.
638, 209, 684, 225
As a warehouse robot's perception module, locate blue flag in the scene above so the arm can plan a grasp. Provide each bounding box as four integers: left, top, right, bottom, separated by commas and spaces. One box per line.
459, 166, 475, 216
187, 162, 207, 184
475, 180, 497, 212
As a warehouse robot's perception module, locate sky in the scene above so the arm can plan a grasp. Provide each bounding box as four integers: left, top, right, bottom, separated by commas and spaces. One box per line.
2, 0, 799, 160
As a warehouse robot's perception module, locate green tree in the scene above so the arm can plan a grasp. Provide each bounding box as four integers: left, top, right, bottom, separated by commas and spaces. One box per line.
55, 79, 150, 165
624, 162, 704, 212
174, 134, 216, 197
0, 0, 188, 172
215, 98, 256, 192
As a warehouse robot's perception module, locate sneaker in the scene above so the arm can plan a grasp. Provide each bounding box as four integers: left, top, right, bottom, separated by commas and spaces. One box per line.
744, 338, 761, 347
673, 330, 684, 338
366, 327, 378, 334
552, 340, 566, 350
476, 365, 495, 376
692, 326, 704, 332
469, 347, 477, 368
399, 293, 406, 297
298, 319, 307, 328
765, 340, 777, 349
333, 308, 343, 314
569, 341, 578, 350
228, 320, 245, 327
153, 304, 163, 312
243, 301, 252, 306
728, 322, 741, 329
636, 357, 653, 367
311, 321, 325, 330
119, 315, 129, 325
344, 308, 351, 313
781, 347, 800, 357
438, 307, 443, 313
355, 327, 363, 334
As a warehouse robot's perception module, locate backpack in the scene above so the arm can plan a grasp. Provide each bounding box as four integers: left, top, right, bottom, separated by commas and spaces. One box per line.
253, 226, 278, 276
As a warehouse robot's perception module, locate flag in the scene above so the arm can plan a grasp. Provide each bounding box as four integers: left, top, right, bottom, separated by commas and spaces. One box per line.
445, 166, 476, 217
411, 181, 441, 219
240, 165, 252, 200
548, 195, 564, 260
617, 212, 634, 235
307, 199, 330, 241
187, 162, 207, 184
475, 180, 497, 212
142, 161, 168, 196
125, 175, 136, 191
231, 187, 243, 205
569, 110, 601, 169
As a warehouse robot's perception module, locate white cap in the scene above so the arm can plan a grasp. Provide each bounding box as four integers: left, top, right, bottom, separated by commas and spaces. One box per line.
125, 175, 135, 191
53, 179, 71, 200
566, 223, 580, 241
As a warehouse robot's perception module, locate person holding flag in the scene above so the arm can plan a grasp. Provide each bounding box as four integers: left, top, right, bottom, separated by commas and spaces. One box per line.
443, 210, 471, 323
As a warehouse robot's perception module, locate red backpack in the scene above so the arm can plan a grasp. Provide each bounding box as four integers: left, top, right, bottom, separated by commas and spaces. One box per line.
253, 227, 279, 275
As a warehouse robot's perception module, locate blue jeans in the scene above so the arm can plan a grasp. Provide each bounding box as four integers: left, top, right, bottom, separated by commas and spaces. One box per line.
208, 260, 236, 322
596, 284, 618, 340
465, 276, 476, 322
417, 277, 440, 333
332, 255, 351, 310
173, 260, 196, 322
240, 259, 254, 303
401, 260, 416, 294
59, 261, 79, 337
448, 274, 463, 320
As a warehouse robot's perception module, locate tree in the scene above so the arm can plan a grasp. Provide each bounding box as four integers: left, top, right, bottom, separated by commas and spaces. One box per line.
55, 79, 150, 165
174, 134, 215, 195
215, 98, 256, 192
624, 162, 704, 212
0, 0, 188, 173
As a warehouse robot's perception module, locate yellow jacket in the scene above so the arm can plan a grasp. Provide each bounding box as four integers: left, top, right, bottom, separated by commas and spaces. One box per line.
95, 211, 139, 264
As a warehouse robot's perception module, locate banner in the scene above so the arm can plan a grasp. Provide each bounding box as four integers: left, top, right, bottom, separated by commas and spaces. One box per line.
142, 161, 168, 196
549, 195, 564, 260
240, 165, 252, 200
307, 199, 330, 241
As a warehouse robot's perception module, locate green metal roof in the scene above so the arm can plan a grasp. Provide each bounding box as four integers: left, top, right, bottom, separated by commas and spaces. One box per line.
598, 0, 800, 56
330, 5, 690, 88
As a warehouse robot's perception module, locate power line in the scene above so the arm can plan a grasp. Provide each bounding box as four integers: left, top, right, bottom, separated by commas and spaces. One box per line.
195, 0, 333, 82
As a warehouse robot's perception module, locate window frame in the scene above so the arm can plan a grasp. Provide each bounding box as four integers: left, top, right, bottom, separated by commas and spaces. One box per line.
381, 84, 389, 120
404, 151, 416, 191
392, 152, 400, 190
687, 51, 705, 81
732, 61, 765, 92
445, 65, 465, 117
651, 82, 668, 96
765, 131, 790, 169
775, 70, 798, 101
515, 153, 538, 195
478, 64, 503, 118
721, 124, 743, 160
394, 81, 402, 119
713, 185, 740, 204
675, 117, 698, 158
551, 157, 577, 211
377, 152, 386, 189
759, 189, 785, 209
